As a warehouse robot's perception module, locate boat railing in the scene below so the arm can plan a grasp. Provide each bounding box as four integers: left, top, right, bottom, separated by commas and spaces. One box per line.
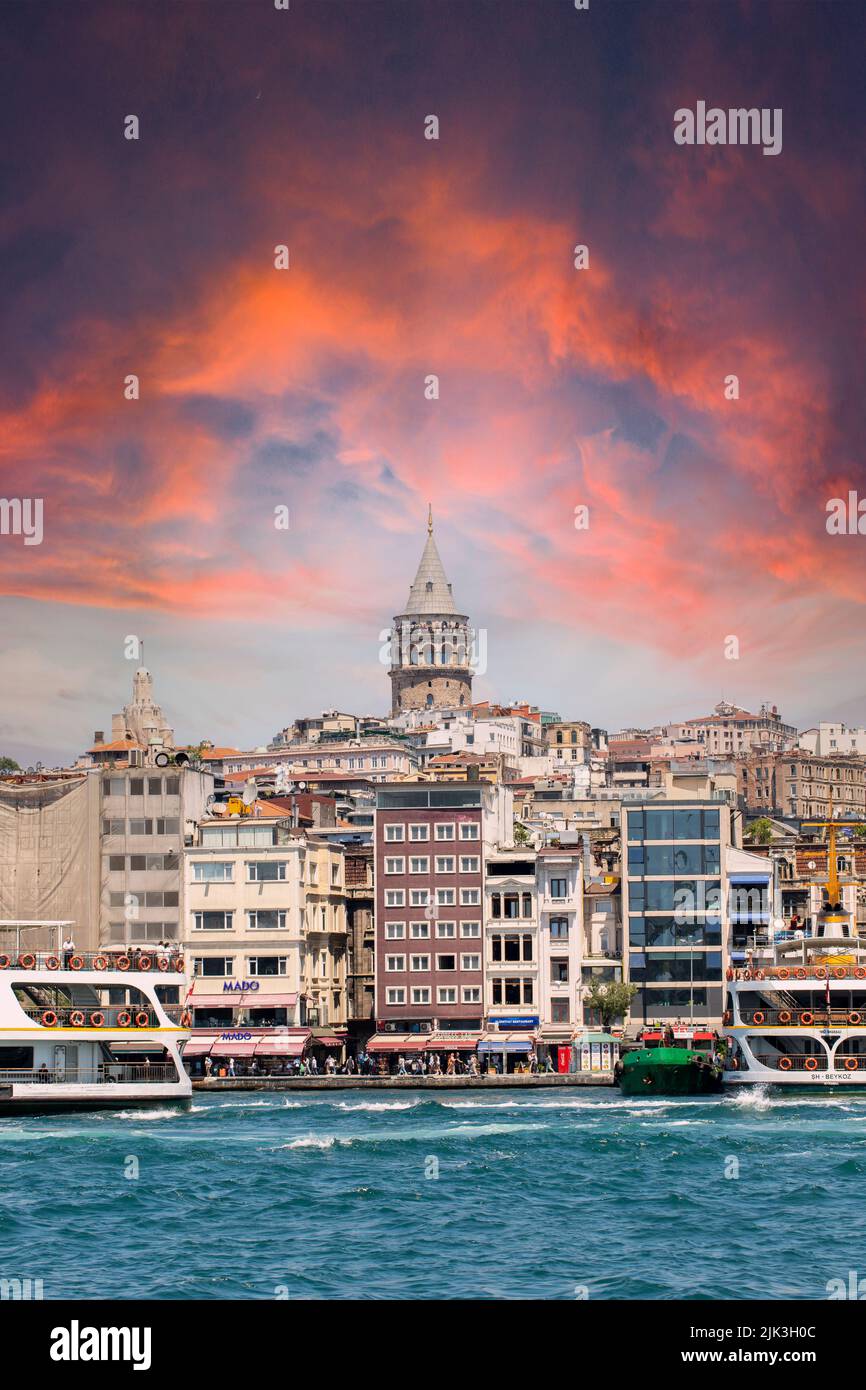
0, 949, 185, 974
21, 1006, 170, 1030
0, 1064, 181, 1085
753, 1053, 831, 1072
729, 964, 866, 983
738, 1007, 866, 1027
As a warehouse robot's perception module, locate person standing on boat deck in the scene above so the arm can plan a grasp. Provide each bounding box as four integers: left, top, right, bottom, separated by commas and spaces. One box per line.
61, 933, 75, 968
204, 1055, 213, 1078
227, 1056, 236, 1077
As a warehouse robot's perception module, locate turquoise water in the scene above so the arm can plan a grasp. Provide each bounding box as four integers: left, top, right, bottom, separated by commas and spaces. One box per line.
1, 1086, 864, 1300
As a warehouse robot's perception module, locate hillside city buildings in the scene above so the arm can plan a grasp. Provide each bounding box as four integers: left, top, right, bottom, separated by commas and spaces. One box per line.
3, 513, 866, 1070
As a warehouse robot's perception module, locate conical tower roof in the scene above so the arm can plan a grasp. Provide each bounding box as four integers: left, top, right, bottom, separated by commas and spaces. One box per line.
400, 506, 458, 615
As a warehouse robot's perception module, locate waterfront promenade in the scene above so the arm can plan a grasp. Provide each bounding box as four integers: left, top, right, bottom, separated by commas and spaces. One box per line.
193, 1072, 614, 1092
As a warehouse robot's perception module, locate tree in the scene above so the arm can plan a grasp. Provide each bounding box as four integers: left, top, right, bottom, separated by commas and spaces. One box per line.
744, 817, 774, 845
513, 821, 530, 845
853, 825, 866, 841
583, 979, 638, 1030
0, 756, 20, 772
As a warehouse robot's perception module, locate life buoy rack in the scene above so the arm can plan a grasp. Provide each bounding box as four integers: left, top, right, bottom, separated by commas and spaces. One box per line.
41, 1010, 58, 1027
158, 958, 170, 972
93, 955, 108, 971
779, 1011, 792, 1024
18, 953, 35, 969
89, 1011, 105, 1028
44, 955, 60, 970
800, 1011, 814, 1026
849, 1012, 862, 1025
815, 967, 828, 980
804, 1057, 819, 1071
138, 956, 152, 972
795, 968, 807, 979
834, 967, 847, 980
778, 968, 790, 980
0, 955, 10, 969
135, 1010, 150, 1027
778, 1056, 793, 1071
856, 967, 866, 979
117, 1010, 133, 1028
180, 1010, 192, 1028
752, 1010, 765, 1024
117, 956, 131, 971
70, 1011, 86, 1028
69, 955, 85, 971
844, 1056, 859, 1071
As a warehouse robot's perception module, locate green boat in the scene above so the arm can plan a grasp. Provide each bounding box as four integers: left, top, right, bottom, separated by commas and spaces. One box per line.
618, 1046, 723, 1096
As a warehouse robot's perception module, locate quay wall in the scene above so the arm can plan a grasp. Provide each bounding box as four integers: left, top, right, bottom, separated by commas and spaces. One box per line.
193, 1073, 614, 1092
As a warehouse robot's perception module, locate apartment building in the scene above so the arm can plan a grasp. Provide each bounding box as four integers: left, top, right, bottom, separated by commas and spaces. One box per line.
622, 799, 736, 1029
100, 765, 213, 948
182, 817, 348, 1068
369, 781, 512, 1061
737, 751, 866, 819
483, 849, 539, 1069
665, 700, 796, 756
535, 846, 584, 1059
800, 723, 866, 757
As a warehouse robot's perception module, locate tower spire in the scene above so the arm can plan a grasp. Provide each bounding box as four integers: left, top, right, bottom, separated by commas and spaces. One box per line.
427, 502, 433, 536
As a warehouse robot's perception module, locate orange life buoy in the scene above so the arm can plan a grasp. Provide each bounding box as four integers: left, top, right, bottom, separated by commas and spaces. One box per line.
795, 968, 807, 979
138, 955, 152, 972
117, 955, 131, 971
70, 1010, 85, 1027
849, 1012, 862, 1025
158, 958, 169, 972
834, 967, 847, 980
69, 955, 85, 971
778, 968, 790, 980
117, 1010, 133, 1028
93, 955, 108, 971
779, 1011, 792, 1024
180, 1010, 192, 1028
844, 1056, 859, 1071
89, 1011, 105, 1028
779, 1056, 793, 1071
743, 970, 753, 981
752, 1010, 765, 1024
723, 1010, 732, 1025
0, 954, 9, 969
725, 968, 733, 981
856, 967, 866, 979
135, 1010, 150, 1027
41, 1010, 58, 1027
800, 1011, 814, 1026
175, 955, 185, 970
815, 967, 828, 980
755, 970, 765, 981
44, 955, 60, 970
805, 1057, 819, 1071
18, 953, 35, 969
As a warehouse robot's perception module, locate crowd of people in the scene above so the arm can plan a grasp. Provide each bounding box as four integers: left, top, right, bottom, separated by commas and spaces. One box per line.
196, 1047, 559, 1078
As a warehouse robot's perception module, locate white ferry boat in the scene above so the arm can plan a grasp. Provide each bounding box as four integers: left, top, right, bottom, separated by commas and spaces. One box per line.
0, 930, 191, 1110
723, 815, 866, 1087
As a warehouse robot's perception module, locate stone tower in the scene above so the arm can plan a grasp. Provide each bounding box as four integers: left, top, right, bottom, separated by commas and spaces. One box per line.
389, 507, 474, 716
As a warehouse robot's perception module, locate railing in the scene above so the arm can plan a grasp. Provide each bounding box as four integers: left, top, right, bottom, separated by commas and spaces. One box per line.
739, 1008, 866, 1028
0, 949, 185, 974
23, 1007, 163, 1030
731, 965, 866, 982
753, 1053, 830, 1072
0, 1064, 181, 1085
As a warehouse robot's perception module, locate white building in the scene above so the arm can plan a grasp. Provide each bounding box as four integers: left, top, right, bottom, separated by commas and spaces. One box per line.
799, 723, 866, 757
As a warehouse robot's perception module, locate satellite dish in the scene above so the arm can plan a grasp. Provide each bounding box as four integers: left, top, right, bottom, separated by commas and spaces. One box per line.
154, 752, 170, 767
297, 781, 307, 790
174, 752, 189, 766
241, 781, 257, 806
206, 793, 216, 807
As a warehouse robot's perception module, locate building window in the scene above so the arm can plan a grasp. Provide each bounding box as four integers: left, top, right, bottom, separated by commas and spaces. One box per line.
385, 857, 405, 875
549, 878, 567, 899
385, 955, 406, 972
193, 862, 233, 883
551, 960, 569, 983
549, 917, 569, 939
437, 954, 457, 971
193, 911, 233, 932
551, 1000, 570, 1023
437, 987, 458, 1004
461, 954, 481, 972
410, 888, 430, 907
460, 887, 480, 906
462, 986, 482, 1004
247, 910, 287, 931
411, 987, 431, 1005
460, 855, 480, 873
410, 921, 430, 939
410, 955, 430, 972
491, 933, 534, 963
247, 861, 287, 881
193, 957, 233, 976
435, 823, 456, 841
385, 824, 405, 842
248, 957, 287, 976
385, 921, 406, 939
409, 857, 430, 874
435, 856, 456, 873
409, 824, 430, 841
491, 977, 534, 1005
460, 921, 481, 938
436, 921, 456, 938
384, 890, 405, 908
459, 823, 479, 840
386, 987, 406, 1006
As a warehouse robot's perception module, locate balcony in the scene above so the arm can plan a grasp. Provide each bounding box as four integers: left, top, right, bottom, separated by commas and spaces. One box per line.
22, 1005, 170, 1030
738, 1008, 865, 1028
752, 1054, 830, 1072
0, 949, 184, 974
0, 1064, 181, 1085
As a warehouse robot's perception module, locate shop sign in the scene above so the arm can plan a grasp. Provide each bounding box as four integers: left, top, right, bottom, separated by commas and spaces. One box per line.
222, 980, 260, 992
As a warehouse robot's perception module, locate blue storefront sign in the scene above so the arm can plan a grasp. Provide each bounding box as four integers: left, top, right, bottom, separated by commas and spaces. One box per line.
491, 1016, 539, 1029
222, 981, 260, 992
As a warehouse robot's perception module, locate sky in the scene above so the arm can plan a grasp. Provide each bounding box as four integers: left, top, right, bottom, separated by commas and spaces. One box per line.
1, 0, 865, 767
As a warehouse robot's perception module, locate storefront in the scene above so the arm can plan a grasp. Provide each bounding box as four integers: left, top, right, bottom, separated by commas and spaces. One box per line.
572, 1032, 619, 1074
182, 1028, 312, 1075
480, 1016, 538, 1073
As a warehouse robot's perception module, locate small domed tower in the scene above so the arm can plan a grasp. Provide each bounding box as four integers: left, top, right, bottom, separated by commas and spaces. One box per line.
389, 507, 474, 716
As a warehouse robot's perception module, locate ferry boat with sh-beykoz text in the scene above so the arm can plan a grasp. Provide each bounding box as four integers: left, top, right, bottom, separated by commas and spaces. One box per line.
724, 814, 866, 1088
0, 934, 191, 1111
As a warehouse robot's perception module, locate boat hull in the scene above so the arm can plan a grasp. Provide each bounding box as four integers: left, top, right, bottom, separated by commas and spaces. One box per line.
619, 1047, 722, 1097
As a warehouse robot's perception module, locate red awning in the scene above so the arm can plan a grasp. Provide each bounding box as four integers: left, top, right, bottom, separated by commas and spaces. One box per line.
183, 1035, 217, 1056
310, 1035, 344, 1048
210, 1039, 259, 1057
366, 1035, 431, 1053
692, 1032, 715, 1042
254, 1033, 310, 1057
